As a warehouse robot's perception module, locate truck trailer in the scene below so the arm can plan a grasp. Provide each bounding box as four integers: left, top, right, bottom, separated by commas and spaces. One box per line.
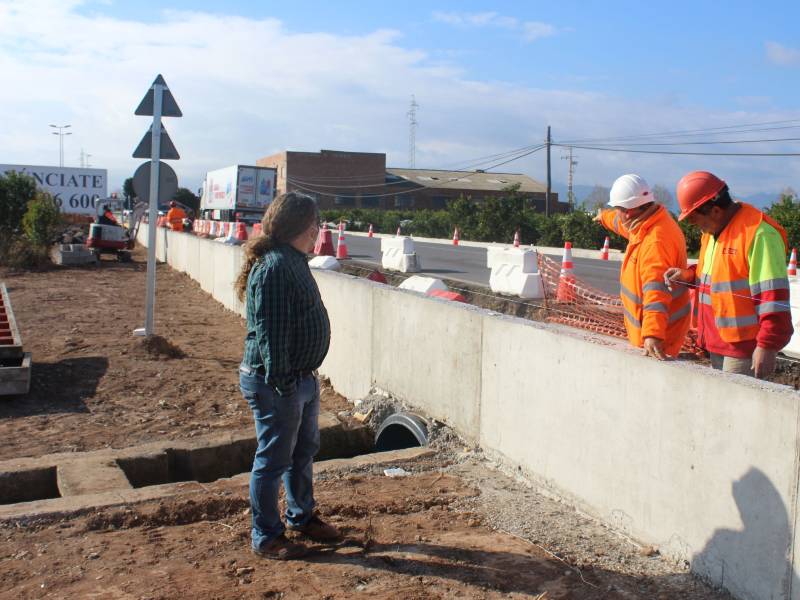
199, 165, 277, 223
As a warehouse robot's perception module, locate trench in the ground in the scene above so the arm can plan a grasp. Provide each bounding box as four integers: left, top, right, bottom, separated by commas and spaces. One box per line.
0, 412, 428, 505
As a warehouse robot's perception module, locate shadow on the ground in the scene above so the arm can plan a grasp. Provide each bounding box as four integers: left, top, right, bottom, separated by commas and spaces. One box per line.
0, 356, 108, 419
307, 539, 723, 599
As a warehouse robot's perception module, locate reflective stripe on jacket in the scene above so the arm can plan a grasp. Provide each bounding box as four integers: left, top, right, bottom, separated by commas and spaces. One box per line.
696, 203, 791, 347
599, 205, 691, 356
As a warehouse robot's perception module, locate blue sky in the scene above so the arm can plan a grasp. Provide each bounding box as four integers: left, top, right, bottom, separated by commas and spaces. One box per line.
1, 0, 799, 199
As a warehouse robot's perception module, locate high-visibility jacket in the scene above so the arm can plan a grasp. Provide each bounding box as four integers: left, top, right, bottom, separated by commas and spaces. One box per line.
695, 203, 792, 354
600, 205, 691, 356
166, 207, 186, 231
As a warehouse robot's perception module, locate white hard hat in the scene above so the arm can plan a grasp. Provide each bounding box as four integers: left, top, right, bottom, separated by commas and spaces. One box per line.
608, 174, 652, 209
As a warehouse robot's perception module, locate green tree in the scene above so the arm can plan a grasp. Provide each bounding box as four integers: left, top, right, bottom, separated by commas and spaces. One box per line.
22, 191, 63, 246
0, 170, 37, 239
123, 177, 136, 208
767, 192, 800, 251
173, 187, 200, 214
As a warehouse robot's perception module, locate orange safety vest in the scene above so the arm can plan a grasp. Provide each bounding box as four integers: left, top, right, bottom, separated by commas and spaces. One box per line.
696, 203, 788, 343
600, 206, 691, 356
166, 207, 186, 231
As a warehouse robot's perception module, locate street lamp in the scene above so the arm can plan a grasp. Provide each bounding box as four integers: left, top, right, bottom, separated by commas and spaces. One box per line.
49, 124, 72, 167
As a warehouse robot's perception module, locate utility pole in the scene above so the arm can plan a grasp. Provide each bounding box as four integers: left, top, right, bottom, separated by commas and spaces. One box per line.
545, 125, 551, 217
407, 95, 419, 168
561, 147, 578, 211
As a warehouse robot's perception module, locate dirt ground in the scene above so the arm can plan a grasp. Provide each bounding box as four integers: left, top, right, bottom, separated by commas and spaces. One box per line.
0, 453, 728, 600
0, 250, 731, 598
0, 249, 348, 460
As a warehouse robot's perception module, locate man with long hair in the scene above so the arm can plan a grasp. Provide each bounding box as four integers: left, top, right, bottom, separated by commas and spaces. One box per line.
235, 192, 340, 559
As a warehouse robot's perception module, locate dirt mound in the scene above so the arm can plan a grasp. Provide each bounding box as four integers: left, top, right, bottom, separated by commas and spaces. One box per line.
84, 496, 250, 532
138, 334, 186, 359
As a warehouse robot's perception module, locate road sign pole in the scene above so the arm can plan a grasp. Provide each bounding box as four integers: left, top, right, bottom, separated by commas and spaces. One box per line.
144, 83, 164, 336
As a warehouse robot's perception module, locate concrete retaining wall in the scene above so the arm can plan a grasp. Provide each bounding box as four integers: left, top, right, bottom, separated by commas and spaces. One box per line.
138, 225, 800, 600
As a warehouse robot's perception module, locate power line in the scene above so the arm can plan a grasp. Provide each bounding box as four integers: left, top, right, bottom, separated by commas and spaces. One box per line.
562, 136, 800, 147
554, 143, 800, 157
557, 119, 800, 145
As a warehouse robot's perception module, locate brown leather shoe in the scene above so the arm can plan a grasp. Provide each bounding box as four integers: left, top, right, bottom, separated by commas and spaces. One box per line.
289, 515, 341, 542
252, 534, 308, 560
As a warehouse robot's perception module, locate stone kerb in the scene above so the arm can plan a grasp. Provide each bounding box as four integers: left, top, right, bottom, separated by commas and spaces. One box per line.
370, 284, 483, 441
479, 312, 800, 600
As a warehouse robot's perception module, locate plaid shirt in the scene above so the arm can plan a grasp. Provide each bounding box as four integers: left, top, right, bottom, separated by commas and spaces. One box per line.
241, 244, 330, 396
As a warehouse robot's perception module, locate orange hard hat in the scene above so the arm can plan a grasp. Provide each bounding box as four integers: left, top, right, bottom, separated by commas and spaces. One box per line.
676, 171, 727, 221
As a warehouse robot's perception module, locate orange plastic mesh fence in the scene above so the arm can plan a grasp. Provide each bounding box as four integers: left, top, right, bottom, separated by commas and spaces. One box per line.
537, 253, 703, 355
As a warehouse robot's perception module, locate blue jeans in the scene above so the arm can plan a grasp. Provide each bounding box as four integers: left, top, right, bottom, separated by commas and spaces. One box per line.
239, 368, 320, 550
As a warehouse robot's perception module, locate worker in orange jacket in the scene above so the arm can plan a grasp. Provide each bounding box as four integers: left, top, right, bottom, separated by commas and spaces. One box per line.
596, 174, 691, 359
166, 201, 186, 232
664, 171, 792, 378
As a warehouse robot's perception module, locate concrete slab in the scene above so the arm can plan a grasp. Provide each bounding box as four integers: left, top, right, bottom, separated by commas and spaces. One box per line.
58, 459, 133, 497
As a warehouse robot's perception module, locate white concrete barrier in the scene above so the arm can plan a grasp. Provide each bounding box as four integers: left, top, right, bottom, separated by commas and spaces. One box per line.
137, 224, 800, 600
381, 236, 420, 273
783, 276, 800, 359
308, 256, 341, 271
487, 247, 544, 299
398, 276, 447, 295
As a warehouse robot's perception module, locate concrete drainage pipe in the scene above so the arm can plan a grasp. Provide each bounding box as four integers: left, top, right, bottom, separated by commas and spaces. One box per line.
375, 412, 429, 452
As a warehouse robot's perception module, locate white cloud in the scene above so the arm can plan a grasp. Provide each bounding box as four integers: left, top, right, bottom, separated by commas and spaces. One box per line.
432, 10, 557, 42
0, 1, 796, 197
521, 21, 557, 42
765, 41, 800, 66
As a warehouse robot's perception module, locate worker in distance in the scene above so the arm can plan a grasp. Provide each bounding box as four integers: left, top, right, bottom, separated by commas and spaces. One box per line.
595, 174, 692, 360
664, 171, 792, 378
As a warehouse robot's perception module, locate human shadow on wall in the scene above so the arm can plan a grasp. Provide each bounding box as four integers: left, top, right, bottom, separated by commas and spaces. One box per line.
692, 467, 800, 599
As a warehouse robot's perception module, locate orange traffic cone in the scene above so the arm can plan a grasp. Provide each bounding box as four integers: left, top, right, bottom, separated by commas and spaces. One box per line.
789, 248, 798, 276
556, 241, 577, 302
600, 236, 610, 260
234, 222, 248, 242
336, 231, 349, 259
452, 227, 460, 246
368, 224, 374, 238
513, 230, 520, 248
396, 225, 402, 236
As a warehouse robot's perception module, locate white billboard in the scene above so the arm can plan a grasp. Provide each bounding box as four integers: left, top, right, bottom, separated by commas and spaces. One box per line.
238, 166, 256, 208
201, 165, 275, 212
255, 168, 275, 207
0, 164, 107, 216
203, 165, 237, 211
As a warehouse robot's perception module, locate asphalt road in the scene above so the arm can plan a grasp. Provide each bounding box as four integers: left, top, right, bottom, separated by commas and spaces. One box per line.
344, 235, 622, 296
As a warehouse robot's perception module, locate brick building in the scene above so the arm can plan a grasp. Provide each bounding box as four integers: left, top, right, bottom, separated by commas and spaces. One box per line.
256, 149, 565, 212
